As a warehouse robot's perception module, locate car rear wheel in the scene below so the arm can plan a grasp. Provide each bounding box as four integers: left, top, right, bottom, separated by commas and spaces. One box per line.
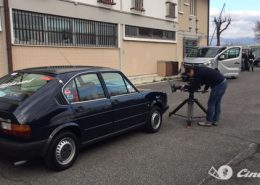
143, 106, 162, 133
44, 131, 79, 171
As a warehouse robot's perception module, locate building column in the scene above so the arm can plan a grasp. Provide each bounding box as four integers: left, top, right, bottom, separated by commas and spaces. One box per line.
0, 1, 9, 76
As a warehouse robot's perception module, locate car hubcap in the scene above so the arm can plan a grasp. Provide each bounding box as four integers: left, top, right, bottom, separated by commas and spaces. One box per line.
151, 111, 161, 130
55, 137, 76, 165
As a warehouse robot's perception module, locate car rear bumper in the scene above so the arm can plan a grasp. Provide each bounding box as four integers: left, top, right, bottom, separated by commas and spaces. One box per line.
0, 138, 48, 160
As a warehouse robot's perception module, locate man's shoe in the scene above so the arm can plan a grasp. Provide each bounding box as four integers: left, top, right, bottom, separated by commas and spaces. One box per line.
212, 122, 218, 126
198, 121, 212, 127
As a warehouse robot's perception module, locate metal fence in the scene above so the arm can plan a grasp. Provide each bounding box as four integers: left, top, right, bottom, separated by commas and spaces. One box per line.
12, 9, 118, 47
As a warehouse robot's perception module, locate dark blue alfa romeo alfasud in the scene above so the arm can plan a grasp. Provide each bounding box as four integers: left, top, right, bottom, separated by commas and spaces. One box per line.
0, 66, 168, 170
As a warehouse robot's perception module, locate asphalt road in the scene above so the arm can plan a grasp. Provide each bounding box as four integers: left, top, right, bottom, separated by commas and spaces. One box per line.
0, 68, 260, 185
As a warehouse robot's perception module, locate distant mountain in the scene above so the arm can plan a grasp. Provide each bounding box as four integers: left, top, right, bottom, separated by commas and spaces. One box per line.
210, 37, 258, 46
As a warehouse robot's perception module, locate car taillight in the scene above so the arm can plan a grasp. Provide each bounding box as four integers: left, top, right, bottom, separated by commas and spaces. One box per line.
1, 121, 31, 138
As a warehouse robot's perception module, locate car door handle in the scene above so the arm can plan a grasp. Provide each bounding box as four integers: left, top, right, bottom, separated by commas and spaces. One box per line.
111, 99, 119, 105
234, 62, 240, 64
75, 106, 85, 113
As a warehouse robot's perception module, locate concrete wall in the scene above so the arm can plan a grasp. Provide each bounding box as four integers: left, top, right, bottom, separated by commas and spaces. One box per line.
73, 0, 121, 11
197, 0, 208, 46
1, 0, 208, 80
9, 0, 176, 32
177, 0, 209, 63
73, 0, 178, 21
123, 41, 176, 76
12, 46, 120, 71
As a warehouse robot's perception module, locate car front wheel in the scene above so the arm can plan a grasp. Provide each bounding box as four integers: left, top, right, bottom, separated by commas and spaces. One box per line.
45, 131, 79, 171
144, 106, 162, 133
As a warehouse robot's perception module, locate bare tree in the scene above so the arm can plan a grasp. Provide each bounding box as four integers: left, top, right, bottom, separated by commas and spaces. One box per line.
254, 21, 260, 43
214, 17, 231, 46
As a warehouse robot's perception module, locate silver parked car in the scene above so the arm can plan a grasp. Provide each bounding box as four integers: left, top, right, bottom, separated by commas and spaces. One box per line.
184, 46, 242, 78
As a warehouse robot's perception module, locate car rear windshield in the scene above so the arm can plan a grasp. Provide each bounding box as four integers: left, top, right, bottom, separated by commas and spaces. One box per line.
187, 47, 225, 58
0, 73, 54, 102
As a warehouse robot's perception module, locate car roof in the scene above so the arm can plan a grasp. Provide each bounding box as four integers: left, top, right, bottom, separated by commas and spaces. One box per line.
198, 46, 226, 49
15, 66, 116, 75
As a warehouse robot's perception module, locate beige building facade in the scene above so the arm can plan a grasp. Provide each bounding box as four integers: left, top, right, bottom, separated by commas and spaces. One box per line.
0, 0, 209, 82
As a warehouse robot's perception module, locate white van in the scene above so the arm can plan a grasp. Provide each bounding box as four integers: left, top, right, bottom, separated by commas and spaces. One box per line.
184, 46, 242, 78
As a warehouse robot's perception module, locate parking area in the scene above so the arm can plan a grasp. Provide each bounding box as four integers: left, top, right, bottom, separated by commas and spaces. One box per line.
0, 69, 260, 185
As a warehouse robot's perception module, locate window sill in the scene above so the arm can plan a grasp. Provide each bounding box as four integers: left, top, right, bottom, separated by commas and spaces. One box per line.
12, 43, 119, 49
124, 37, 176, 44
130, 7, 145, 12
166, 15, 177, 19
97, 1, 116, 5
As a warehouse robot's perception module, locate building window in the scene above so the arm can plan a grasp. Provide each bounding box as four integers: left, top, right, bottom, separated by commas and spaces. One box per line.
166, 2, 176, 18
190, 0, 197, 16
131, 0, 145, 12
13, 10, 45, 44
12, 9, 118, 47
125, 25, 176, 41
46, 16, 73, 45
184, 39, 198, 57
97, 0, 116, 5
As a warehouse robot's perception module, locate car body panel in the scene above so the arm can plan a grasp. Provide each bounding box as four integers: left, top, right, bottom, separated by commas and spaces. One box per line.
184, 46, 242, 78
0, 66, 168, 160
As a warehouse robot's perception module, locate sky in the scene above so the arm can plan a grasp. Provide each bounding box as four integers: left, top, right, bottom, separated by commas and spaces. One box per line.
210, 0, 260, 40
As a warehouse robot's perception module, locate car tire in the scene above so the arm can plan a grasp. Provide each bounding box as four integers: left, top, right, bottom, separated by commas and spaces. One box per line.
143, 106, 162, 133
44, 131, 79, 171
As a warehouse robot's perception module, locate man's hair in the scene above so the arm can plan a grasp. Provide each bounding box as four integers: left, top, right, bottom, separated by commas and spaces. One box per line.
185, 67, 194, 74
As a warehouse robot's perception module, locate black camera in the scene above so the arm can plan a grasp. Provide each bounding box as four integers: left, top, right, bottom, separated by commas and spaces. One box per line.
168, 80, 193, 93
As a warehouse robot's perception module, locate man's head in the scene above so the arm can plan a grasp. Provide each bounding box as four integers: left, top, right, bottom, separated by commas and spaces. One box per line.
185, 67, 195, 78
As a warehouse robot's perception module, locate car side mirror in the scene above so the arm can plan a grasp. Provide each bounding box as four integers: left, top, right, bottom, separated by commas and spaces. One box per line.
219, 54, 225, 60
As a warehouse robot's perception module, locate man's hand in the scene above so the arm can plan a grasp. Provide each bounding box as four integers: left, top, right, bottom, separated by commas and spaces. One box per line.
202, 89, 208, 93
180, 85, 186, 91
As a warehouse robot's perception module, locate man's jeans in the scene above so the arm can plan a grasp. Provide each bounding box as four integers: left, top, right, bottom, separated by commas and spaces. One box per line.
206, 79, 227, 123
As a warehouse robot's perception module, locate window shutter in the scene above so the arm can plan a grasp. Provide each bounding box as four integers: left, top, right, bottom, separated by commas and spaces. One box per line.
166, 2, 176, 18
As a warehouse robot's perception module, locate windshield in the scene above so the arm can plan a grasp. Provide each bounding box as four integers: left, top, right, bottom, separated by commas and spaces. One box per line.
0, 73, 54, 102
187, 47, 225, 58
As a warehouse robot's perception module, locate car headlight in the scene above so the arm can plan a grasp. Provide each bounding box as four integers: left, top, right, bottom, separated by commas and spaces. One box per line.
205, 59, 214, 66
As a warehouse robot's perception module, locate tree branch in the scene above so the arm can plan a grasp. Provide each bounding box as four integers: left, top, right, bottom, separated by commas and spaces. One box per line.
220, 18, 231, 34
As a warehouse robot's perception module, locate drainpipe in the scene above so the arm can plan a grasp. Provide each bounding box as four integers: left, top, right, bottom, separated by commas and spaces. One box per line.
119, 0, 124, 72
3, 0, 13, 73
207, 0, 210, 46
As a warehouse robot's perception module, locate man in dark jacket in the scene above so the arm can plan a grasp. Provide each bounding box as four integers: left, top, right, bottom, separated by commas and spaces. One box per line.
248, 51, 255, 72
185, 67, 227, 126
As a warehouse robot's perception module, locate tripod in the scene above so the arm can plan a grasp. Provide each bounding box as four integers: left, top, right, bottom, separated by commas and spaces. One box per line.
169, 91, 207, 127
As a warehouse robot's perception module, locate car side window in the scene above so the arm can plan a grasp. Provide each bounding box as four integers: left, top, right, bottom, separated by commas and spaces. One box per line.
75, 74, 105, 101
63, 80, 80, 103
102, 73, 128, 96
222, 48, 240, 59
124, 79, 136, 93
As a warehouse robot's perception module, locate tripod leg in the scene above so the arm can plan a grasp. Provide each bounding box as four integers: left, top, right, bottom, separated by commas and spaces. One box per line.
169, 99, 188, 117
194, 99, 207, 114
186, 101, 194, 127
